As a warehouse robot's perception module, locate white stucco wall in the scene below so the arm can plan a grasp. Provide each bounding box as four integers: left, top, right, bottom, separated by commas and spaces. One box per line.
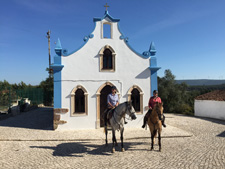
57, 18, 151, 130
194, 100, 225, 120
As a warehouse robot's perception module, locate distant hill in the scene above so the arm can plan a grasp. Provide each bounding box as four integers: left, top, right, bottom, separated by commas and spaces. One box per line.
176, 79, 225, 86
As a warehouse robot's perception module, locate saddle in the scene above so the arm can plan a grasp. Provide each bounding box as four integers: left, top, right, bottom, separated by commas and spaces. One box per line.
107, 109, 114, 120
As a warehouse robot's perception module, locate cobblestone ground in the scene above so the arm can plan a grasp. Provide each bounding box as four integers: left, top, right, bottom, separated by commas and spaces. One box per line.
0, 108, 224, 169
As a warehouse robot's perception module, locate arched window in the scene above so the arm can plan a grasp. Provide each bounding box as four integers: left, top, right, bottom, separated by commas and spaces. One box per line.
75, 89, 85, 113
103, 49, 112, 69
131, 88, 140, 112
99, 45, 116, 72
128, 85, 144, 114
71, 85, 88, 116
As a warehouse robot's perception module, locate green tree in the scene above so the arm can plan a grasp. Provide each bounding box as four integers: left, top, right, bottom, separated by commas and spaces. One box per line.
158, 69, 193, 115
0, 80, 10, 90
17, 81, 27, 89
39, 77, 53, 106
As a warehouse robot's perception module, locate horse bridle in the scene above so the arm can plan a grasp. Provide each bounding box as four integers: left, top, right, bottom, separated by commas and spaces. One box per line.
156, 107, 163, 120
113, 104, 134, 118
125, 104, 136, 120
112, 104, 135, 128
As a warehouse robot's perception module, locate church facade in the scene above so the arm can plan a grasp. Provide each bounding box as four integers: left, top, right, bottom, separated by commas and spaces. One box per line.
51, 10, 160, 130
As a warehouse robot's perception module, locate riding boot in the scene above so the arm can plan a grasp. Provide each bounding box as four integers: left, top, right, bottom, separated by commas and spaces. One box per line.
161, 115, 166, 128
124, 117, 128, 124
142, 109, 151, 128
142, 116, 148, 128
104, 109, 110, 126
104, 111, 107, 126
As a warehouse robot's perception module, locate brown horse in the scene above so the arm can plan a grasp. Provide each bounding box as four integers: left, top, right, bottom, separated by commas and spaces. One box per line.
147, 102, 164, 152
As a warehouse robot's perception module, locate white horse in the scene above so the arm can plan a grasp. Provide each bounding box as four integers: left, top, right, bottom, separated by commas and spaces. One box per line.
104, 101, 137, 153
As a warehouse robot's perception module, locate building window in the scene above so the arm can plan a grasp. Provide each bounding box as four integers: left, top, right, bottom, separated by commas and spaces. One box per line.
128, 85, 144, 114
75, 89, 85, 113
131, 88, 140, 112
99, 45, 116, 72
103, 23, 111, 39
71, 85, 88, 116
103, 49, 112, 69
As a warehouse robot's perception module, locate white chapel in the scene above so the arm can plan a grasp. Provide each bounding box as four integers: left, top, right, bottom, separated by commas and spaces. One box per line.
51, 8, 161, 130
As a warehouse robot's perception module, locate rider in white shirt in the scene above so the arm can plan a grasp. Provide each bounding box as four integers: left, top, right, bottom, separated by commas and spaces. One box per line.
104, 86, 127, 126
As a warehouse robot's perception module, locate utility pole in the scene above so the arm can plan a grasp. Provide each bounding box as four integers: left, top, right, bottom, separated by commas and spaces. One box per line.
46, 30, 52, 78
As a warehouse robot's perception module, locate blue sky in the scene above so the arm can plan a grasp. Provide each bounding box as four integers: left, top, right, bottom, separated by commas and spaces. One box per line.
1, 0, 225, 85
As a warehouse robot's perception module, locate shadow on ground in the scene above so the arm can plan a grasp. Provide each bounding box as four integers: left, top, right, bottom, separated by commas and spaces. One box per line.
30, 141, 148, 157
0, 107, 53, 130
196, 116, 225, 126
175, 114, 225, 126
217, 131, 225, 137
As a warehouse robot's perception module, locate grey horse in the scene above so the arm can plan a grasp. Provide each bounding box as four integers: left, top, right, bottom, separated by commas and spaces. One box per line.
104, 101, 137, 153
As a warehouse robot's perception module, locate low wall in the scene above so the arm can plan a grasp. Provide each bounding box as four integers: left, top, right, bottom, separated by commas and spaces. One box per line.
194, 100, 225, 120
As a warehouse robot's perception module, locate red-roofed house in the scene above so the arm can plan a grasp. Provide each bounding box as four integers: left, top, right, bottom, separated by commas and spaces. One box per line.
194, 90, 225, 120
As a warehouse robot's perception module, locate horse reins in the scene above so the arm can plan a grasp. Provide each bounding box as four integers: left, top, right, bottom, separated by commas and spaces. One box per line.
150, 108, 161, 130
112, 104, 134, 129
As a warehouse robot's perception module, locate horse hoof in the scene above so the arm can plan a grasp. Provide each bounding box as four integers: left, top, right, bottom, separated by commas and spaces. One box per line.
121, 148, 125, 152
150, 148, 153, 151
159, 148, 162, 152
112, 148, 115, 153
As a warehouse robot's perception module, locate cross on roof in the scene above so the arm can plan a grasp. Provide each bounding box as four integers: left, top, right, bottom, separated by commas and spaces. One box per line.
104, 3, 109, 11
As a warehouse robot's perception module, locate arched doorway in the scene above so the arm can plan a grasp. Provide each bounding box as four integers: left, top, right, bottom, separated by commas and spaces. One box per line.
100, 85, 112, 127
96, 82, 120, 128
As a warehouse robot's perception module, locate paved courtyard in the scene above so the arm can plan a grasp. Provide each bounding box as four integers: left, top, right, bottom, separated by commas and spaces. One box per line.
0, 108, 224, 169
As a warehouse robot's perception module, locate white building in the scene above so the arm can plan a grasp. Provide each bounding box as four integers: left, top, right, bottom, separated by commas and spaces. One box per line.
195, 90, 225, 120
51, 10, 161, 130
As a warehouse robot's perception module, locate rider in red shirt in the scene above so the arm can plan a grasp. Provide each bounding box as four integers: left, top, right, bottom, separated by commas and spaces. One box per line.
142, 90, 166, 128
148, 95, 162, 110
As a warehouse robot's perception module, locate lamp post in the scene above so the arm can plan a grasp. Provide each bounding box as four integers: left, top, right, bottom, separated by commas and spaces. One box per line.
46, 30, 52, 78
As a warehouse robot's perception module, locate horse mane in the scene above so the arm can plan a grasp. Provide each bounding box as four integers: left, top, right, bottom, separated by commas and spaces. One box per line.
153, 102, 163, 114
125, 101, 132, 109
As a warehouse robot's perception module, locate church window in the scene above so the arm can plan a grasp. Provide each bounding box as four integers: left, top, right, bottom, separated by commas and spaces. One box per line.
128, 85, 144, 114
103, 23, 111, 39
131, 88, 140, 112
103, 49, 112, 69
75, 89, 85, 113
99, 45, 116, 72
71, 85, 88, 116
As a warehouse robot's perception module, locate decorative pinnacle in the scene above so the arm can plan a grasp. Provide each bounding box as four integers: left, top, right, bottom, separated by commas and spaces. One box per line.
149, 42, 156, 56
55, 38, 62, 49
